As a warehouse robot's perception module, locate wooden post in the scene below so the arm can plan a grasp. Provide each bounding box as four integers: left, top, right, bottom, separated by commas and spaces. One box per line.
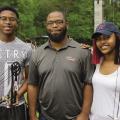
94, 0, 103, 31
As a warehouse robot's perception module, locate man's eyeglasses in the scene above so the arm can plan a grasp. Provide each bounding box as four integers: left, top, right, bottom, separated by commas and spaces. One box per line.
46, 20, 64, 26
0, 16, 17, 22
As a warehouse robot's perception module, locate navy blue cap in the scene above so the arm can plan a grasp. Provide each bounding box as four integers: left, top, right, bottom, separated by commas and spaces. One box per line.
92, 22, 120, 38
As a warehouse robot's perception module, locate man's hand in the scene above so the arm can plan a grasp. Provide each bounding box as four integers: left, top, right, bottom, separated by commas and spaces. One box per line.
76, 112, 89, 120
30, 116, 38, 120
15, 91, 20, 105
80, 43, 91, 49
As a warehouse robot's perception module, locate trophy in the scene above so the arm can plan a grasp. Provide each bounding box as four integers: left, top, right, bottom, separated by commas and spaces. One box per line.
11, 61, 21, 106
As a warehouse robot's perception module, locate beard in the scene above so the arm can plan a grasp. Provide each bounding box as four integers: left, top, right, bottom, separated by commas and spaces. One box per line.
47, 27, 67, 43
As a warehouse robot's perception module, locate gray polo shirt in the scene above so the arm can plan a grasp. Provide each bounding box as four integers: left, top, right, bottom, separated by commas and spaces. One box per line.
29, 39, 94, 120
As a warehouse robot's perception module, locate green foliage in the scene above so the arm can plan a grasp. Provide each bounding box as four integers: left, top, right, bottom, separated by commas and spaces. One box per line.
66, 0, 93, 41
33, 0, 94, 41
1, 0, 120, 44
104, 0, 120, 28
0, 0, 94, 42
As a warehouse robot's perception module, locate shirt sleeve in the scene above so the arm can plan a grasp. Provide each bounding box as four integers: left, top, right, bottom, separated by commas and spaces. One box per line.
82, 50, 94, 84
24, 47, 32, 66
28, 50, 40, 85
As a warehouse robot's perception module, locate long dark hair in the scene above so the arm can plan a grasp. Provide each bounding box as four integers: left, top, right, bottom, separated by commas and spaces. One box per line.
114, 34, 120, 64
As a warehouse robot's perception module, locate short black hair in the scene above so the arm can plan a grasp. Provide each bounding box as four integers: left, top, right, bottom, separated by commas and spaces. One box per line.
0, 6, 19, 18
47, 10, 67, 21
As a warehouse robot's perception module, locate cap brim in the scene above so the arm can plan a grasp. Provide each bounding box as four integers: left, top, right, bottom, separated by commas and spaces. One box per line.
92, 30, 112, 38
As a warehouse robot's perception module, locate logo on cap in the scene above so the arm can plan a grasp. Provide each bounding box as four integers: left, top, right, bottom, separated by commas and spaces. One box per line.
97, 23, 105, 31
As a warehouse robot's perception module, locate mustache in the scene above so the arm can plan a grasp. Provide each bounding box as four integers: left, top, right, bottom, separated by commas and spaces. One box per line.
47, 27, 67, 43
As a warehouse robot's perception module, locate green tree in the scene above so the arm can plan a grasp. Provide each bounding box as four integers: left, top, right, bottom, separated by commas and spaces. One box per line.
33, 0, 94, 42
0, 0, 94, 43
104, 0, 120, 27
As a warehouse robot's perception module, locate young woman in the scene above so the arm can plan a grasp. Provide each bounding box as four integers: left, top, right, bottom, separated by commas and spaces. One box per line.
90, 22, 120, 120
